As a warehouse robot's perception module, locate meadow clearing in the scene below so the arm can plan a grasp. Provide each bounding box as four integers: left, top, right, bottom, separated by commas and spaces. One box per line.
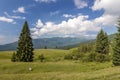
0, 49, 120, 80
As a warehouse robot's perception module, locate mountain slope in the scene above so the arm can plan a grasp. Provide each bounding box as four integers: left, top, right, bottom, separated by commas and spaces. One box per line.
62, 34, 116, 49
0, 37, 90, 51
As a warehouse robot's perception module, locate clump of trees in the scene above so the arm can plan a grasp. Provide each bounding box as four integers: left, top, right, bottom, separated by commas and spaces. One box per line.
64, 29, 110, 62
11, 21, 34, 62
78, 43, 93, 54
65, 19, 120, 65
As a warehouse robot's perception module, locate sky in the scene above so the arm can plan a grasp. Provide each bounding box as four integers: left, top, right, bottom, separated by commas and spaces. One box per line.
0, 0, 120, 45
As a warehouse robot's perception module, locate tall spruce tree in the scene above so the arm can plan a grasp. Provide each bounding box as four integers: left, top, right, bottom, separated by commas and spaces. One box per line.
95, 29, 109, 54
113, 20, 120, 66
16, 21, 34, 62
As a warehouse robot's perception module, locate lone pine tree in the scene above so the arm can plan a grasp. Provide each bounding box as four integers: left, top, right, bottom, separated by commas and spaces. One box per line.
95, 29, 109, 54
113, 20, 120, 66
15, 21, 34, 62
11, 52, 16, 62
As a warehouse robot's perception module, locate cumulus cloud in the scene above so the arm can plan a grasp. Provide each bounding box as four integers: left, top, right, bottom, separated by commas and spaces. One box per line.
31, 15, 102, 38
4, 12, 26, 19
35, 0, 57, 3
63, 14, 76, 18
13, 6, 25, 13
91, 0, 119, 29
74, 0, 88, 9
31, 0, 119, 39
94, 14, 118, 26
92, 0, 120, 15
35, 19, 44, 28
0, 16, 14, 23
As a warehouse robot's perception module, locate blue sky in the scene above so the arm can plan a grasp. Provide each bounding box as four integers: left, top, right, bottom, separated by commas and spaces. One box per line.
0, 0, 119, 44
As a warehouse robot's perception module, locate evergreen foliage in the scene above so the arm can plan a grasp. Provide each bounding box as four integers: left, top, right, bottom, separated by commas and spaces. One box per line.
44, 46, 47, 49
15, 21, 34, 62
55, 46, 58, 49
95, 29, 109, 54
78, 43, 93, 53
113, 20, 120, 66
87, 52, 96, 62
38, 54, 45, 62
95, 54, 110, 62
11, 52, 16, 62
64, 54, 73, 60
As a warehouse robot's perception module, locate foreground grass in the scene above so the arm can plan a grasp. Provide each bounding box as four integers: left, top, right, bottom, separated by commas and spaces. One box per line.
0, 49, 120, 80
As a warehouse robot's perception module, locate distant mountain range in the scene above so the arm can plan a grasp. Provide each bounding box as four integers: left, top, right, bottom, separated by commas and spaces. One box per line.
0, 37, 91, 51
0, 34, 115, 51
60, 34, 116, 49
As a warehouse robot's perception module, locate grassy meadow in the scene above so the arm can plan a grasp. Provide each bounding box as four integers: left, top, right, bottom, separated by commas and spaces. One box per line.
0, 49, 120, 80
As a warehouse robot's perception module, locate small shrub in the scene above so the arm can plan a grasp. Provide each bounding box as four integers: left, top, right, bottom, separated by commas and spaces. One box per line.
38, 54, 45, 62
11, 52, 16, 62
95, 54, 110, 62
72, 53, 84, 60
87, 52, 96, 62
64, 54, 73, 60
104, 55, 111, 61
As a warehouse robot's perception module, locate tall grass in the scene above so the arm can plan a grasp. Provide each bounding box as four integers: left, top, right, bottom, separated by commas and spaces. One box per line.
0, 49, 120, 80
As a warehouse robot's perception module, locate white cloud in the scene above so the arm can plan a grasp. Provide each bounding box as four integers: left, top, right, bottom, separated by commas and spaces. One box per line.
0, 16, 14, 23
92, 0, 120, 15
31, 15, 101, 38
4, 12, 26, 19
91, 0, 119, 29
13, 6, 25, 13
50, 11, 60, 16
74, 0, 88, 9
35, 19, 44, 28
94, 14, 118, 27
31, 0, 120, 38
63, 14, 76, 18
91, 0, 120, 17
35, 0, 56, 3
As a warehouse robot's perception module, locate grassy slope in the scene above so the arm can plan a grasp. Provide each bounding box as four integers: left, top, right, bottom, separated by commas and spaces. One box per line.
0, 49, 120, 80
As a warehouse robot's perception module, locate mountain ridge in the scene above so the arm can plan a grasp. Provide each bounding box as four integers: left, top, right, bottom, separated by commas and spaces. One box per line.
0, 37, 90, 51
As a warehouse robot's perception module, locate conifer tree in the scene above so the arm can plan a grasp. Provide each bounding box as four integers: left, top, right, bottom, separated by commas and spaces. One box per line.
113, 20, 120, 66
95, 29, 109, 54
104, 32, 109, 54
11, 52, 16, 62
16, 21, 34, 62
44, 46, 47, 49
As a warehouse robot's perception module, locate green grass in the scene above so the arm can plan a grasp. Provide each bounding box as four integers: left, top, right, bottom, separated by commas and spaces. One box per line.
0, 49, 120, 80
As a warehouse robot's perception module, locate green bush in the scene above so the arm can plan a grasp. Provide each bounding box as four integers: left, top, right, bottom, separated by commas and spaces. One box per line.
81, 52, 111, 62
38, 54, 45, 62
11, 52, 16, 62
64, 54, 73, 60
87, 52, 96, 62
64, 51, 84, 60
72, 53, 84, 60
95, 54, 110, 62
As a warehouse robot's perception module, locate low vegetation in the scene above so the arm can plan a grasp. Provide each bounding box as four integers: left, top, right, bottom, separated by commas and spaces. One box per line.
0, 49, 120, 80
